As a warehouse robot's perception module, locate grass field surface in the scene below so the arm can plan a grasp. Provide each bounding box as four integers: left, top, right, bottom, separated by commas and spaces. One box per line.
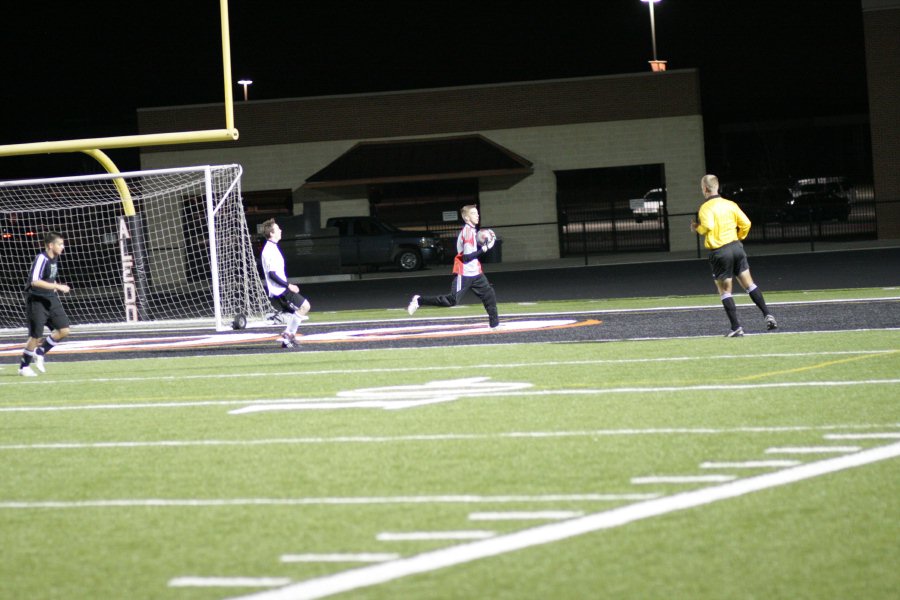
1, 289, 898, 599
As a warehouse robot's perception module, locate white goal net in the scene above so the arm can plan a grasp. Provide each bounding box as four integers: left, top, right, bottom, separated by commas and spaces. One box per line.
0, 164, 270, 332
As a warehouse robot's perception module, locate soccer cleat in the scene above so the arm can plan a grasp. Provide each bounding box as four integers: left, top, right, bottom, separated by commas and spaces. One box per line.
279, 332, 296, 349
33, 354, 46, 373
765, 314, 778, 330
407, 295, 420, 316
18, 366, 38, 377
726, 327, 744, 338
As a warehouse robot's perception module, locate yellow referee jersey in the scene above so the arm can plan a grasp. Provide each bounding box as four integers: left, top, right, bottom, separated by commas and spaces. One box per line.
695, 195, 751, 250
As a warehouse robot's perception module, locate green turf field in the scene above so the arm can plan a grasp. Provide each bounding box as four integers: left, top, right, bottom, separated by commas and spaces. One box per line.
1, 291, 898, 600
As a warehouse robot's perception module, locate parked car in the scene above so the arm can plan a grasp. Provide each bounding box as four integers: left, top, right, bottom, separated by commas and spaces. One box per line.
730, 186, 793, 223
324, 216, 444, 271
631, 188, 665, 223
783, 189, 851, 222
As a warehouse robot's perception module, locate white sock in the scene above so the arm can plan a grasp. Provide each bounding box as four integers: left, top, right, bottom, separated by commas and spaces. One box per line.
288, 312, 306, 333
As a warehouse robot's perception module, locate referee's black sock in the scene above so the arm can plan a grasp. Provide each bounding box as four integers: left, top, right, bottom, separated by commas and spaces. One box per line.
721, 294, 741, 331
748, 285, 770, 316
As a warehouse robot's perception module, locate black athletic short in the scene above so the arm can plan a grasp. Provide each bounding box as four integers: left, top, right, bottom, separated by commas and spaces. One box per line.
270, 290, 307, 314
26, 294, 70, 338
708, 240, 750, 281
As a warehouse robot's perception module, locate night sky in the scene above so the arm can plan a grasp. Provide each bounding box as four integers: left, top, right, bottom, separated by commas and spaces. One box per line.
0, 0, 870, 179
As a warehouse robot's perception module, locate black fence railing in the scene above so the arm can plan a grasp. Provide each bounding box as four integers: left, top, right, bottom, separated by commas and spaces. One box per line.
379, 198, 895, 268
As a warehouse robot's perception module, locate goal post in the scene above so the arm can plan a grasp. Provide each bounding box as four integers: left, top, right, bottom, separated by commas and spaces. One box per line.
0, 164, 270, 332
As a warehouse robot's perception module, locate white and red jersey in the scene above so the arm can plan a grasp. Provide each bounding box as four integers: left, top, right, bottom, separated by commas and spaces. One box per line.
452, 223, 482, 276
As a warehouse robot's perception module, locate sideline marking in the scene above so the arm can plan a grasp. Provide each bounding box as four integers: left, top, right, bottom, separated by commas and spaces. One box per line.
1, 350, 894, 388
3, 424, 898, 451
225, 441, 900, 600
0, 319, 598, 357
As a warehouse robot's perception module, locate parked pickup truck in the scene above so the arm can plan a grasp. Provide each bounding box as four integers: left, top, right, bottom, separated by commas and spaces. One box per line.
325, 216, 444, 271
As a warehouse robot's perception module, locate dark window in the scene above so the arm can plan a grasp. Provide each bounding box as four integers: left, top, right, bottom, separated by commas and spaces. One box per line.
556, 165, 668, 255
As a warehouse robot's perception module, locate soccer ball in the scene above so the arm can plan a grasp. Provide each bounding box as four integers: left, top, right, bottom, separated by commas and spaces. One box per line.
477, 228, 496, 244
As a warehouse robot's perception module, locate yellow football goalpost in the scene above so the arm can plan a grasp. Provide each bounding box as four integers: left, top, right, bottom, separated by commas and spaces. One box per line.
0, 0, 239, 216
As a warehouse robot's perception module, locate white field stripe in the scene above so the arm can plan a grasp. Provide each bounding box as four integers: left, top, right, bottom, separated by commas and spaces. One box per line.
3, 379, 899, 413
0, 493, 658, 510
631, 475, 736, 484
0, 350, 894, 388
3, 424, 900, 451
700, 460, 801, 469
824, 433, 900, 440
170, 577, 291, 588
281, 554, 398, 564
468, 511, 583, 521
766, 446, 861, 454
377, 531, 495, 541
224, 441, 900, 600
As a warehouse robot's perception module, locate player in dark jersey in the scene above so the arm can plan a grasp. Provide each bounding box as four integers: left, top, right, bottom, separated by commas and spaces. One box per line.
19, 231, 72, 376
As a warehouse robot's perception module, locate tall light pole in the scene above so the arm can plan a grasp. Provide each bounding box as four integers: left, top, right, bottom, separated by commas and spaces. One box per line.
640, 0, 666, 72
237, 79, 253, 101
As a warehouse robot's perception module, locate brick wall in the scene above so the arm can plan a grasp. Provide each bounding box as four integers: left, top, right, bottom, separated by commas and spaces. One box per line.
863, 3, 900, 238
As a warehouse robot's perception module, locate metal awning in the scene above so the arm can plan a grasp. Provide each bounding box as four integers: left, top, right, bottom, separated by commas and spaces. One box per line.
302, 134, 533, 192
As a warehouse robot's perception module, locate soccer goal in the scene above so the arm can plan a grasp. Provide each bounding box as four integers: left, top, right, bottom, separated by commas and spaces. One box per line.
0, 164, 270, 332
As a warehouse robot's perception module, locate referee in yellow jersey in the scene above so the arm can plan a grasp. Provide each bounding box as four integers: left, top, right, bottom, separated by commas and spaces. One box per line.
691, 174, 778, 337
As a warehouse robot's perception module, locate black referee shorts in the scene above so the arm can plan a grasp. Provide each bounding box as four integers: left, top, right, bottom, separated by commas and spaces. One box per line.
26, 294, 70, 338
708, 241, 750, 281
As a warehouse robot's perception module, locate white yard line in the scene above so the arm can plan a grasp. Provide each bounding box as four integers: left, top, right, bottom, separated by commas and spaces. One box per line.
280, 554, 399, 564
170, 577, 290, 588
2, 379, 898, 413
700, 460, 801, 469
468, 511, 583, 521
0, 350, 895, 388
824, 433, 900, 440
224, 441, 900, 600
2, 424, 899, 451
0, 493, 659, 511
765, 446, 861, 454
631, 475, 737, 484
377, 531, 495, 541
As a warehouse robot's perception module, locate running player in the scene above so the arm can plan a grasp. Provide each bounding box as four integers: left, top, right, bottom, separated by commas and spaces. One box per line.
19, 231, 72, 376
691, 174, 778, 337
406, 205, 499, 328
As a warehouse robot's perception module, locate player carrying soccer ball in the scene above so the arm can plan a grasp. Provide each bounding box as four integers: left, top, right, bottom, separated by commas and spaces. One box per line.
406, 205, 499, 328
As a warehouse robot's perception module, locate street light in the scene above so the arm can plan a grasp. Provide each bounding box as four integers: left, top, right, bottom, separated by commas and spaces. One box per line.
237, 79, 253, 101
640, 0, 666, 72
